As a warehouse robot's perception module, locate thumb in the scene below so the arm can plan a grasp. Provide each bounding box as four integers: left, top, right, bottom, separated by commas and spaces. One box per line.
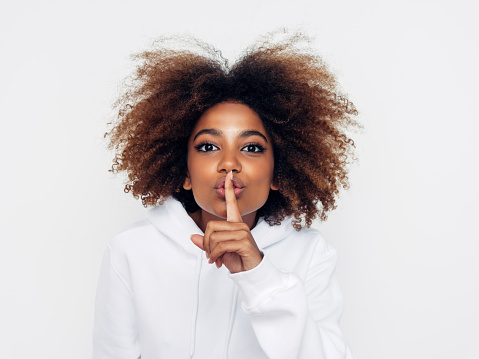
190, 234, 204, 250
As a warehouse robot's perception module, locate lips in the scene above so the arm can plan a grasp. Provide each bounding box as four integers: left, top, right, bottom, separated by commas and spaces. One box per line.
215, 176, 245, 199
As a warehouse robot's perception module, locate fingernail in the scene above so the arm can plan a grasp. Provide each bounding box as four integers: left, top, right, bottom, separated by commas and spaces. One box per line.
208, 259, 213, 264
230, 171, 233, 180
205, 252, 209, 259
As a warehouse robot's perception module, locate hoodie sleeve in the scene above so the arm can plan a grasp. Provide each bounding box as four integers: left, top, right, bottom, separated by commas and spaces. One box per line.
93, 242, 141, 359
229, 241, 352, 359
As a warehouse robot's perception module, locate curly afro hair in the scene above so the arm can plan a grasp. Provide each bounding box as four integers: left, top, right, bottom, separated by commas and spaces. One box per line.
106, 32, 359, 229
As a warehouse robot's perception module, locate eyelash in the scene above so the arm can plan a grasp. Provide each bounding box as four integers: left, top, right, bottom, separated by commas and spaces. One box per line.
242, 142, 266, 153
194, 142, 266, 153
194, 142, 219, 152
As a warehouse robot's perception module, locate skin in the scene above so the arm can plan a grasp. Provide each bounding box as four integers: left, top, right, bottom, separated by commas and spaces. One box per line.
183, 102, 278, 273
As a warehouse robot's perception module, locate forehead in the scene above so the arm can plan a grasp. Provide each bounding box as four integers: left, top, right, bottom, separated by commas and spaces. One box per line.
191, 102, 267, 135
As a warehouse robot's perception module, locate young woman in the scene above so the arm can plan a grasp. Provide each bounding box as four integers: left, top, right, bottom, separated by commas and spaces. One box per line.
93, 32, 358, 359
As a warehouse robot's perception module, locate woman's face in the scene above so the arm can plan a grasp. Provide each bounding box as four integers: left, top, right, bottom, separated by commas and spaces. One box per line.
184, 102, 277, 229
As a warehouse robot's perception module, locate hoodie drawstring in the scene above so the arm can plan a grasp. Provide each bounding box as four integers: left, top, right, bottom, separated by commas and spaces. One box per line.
189, 251, 203, 358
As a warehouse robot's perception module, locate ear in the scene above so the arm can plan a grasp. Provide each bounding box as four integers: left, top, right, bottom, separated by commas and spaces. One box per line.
183, 175, 192, 190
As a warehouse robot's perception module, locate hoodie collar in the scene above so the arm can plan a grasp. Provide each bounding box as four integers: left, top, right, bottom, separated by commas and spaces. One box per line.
146, 197, 201, 257
146, 197, 295, 254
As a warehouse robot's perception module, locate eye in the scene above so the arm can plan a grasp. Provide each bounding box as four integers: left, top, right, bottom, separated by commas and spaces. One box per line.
241, 143, 265, 153
194, 142, 219, 152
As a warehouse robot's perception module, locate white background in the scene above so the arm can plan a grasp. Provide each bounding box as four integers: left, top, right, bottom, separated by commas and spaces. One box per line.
1, 0, 478, 358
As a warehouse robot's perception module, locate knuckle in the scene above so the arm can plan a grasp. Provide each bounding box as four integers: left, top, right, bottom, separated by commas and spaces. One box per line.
205, 221, 214, 232
209, 232, 219, 243
242, 238, 252, 248
240, 230, 250, 240
206, 220, 221, 230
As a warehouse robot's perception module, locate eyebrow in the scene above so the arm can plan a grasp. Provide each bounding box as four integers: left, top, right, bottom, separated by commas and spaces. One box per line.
192, 129, 268, 143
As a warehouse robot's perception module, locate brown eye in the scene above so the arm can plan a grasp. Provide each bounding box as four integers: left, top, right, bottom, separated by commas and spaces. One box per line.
195, 143, 219, 152
241, 144, 265, 153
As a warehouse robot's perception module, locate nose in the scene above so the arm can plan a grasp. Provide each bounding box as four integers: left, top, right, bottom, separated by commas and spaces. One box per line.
217, 147, 242, 173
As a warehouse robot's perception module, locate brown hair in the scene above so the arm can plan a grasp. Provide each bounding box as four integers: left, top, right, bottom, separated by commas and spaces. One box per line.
106, 32, 359, 229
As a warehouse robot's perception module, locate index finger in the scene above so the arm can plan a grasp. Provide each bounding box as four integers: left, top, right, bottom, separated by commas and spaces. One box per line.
225, 171, 243, 223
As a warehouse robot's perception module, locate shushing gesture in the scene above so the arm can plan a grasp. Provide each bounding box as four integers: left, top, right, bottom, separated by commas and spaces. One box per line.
190, 171, 264, 273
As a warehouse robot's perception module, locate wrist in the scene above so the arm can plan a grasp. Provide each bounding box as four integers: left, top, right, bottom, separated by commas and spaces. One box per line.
229, 255, 287, 309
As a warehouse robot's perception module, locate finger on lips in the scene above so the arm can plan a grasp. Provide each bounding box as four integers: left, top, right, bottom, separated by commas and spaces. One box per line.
225, 171, 243, 223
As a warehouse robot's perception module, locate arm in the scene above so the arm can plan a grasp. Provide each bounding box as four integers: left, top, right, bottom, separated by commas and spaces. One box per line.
93, 242, 141, 359
229, 243, 352, 359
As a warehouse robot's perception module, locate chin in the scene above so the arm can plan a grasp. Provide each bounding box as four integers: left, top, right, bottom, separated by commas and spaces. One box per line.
201, 203, 228, 220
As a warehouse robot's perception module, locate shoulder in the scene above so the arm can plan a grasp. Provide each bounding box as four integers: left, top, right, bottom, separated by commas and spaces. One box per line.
296, 226, 336, 256
108, 218, 158, 253
261, 220, 337, 275
278, 222, 337, 257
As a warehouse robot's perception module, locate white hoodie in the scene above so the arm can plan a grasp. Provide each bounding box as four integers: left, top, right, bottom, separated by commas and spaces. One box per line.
93, 198, 353, 359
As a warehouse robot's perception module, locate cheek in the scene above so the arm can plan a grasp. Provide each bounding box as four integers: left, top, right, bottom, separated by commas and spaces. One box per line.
186, 153, 201, 181
261, 156, 275, 181
187, 159, 212, 185
251, 161, 275, 192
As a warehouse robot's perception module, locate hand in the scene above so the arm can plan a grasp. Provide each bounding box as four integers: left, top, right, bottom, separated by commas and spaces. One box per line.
190, 171, 263, 273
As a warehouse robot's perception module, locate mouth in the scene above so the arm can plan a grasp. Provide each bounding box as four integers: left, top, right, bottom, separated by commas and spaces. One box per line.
215, 177, 245, 199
